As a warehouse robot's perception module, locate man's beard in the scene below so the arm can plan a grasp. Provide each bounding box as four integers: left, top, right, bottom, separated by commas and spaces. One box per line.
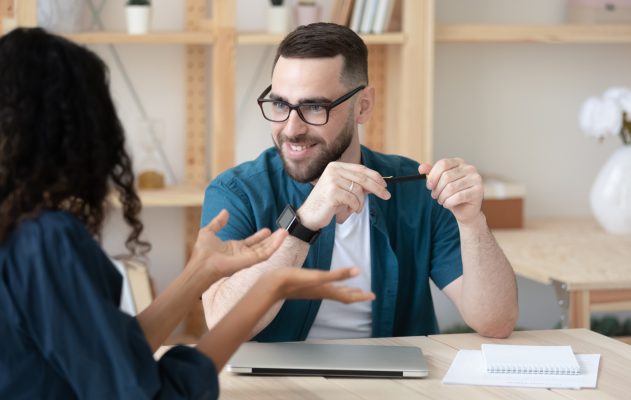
274, 118, 354, 183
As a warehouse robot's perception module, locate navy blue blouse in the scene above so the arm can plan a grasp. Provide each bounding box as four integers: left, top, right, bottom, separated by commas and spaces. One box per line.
0, 211, 218, 399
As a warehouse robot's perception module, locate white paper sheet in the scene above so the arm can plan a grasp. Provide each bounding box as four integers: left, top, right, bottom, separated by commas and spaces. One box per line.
442, 350, 600, 389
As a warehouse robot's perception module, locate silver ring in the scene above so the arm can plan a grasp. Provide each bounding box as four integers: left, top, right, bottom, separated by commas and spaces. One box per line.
348, 181, 355, 192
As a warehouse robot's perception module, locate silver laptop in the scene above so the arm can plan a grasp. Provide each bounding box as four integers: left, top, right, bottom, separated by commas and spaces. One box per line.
226, 342, 429, 378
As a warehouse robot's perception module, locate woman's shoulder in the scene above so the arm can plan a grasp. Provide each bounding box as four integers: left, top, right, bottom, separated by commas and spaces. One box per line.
3, 210, 103, 271
10, 211, 89, 245
2, 210, 119, 296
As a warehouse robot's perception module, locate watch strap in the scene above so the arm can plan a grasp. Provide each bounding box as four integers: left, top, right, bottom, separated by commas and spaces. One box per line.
277, 205, 320, 244
291, 218, 320, 244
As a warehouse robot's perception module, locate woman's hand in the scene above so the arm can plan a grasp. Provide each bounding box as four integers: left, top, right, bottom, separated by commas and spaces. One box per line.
189, 209, 288, 279
260, 266, 376, 303
196, 266, 375, 369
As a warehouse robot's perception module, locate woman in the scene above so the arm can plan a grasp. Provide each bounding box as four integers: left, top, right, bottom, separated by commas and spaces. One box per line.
0, 28, 374, 399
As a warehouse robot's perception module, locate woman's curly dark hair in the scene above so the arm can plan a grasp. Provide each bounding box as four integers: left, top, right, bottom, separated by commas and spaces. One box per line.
0, 28, 150, 256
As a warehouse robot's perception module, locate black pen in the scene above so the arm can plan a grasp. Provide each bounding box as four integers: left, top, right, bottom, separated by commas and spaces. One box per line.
383, 174, 427, 183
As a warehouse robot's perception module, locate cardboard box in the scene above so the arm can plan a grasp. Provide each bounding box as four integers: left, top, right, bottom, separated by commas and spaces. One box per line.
567, 0, 631, 24
482, 179, 525, 229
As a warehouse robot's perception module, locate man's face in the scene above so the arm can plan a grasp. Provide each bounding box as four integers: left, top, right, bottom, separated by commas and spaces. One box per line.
269, 55, 358, 183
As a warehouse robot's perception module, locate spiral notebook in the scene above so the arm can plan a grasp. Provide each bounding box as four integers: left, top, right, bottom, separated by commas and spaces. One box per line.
481, 344, 581, 375
442, 350, 600, 389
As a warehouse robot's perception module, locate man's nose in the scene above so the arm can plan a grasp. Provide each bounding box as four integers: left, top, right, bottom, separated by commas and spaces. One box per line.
283, 108, 308, 137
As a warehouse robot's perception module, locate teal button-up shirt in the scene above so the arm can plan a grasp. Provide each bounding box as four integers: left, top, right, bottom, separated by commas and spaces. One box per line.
201, 146, 463, 342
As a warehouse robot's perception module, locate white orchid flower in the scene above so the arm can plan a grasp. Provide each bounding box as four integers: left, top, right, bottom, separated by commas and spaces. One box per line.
603, 87, 631, 117
603, 87, 631, 101
579, 96, 622, 139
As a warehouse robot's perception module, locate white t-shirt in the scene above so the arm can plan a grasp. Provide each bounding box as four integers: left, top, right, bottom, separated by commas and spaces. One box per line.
111, 258, 136, 316
307, 196, 372, 339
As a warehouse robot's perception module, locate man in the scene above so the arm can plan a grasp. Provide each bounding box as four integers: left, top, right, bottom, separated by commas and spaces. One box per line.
201, 23, 518, 342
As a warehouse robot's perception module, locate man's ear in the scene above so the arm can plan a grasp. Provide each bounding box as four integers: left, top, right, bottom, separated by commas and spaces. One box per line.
355, 86, 375, 124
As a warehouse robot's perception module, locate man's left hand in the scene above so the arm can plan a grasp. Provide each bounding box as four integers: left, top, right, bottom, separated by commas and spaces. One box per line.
419, 158, 483, 225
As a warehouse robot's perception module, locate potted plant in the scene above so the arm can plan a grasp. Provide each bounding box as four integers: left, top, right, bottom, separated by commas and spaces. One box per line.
126, 0, 151, 35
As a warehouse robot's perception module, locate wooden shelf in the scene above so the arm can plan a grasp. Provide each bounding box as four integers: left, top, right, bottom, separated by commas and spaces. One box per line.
62, 31, 214, 45
360, 32, 406, 45
62, 31, 406, 46
436, 24, 631, 43
139, 184, 204, 207
237, 32, 406, 45
111, 184, 205, 207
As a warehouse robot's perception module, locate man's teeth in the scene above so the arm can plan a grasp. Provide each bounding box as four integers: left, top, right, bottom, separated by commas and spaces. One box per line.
290, 144, 307, 151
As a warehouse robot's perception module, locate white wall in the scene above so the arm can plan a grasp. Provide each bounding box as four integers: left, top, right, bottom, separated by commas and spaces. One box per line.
81, 1, 188, 294
91, 0, 630, 331
431, 0, 631, 330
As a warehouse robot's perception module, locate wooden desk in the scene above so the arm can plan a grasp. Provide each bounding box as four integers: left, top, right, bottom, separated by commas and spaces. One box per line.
213, 329, 631, 399
493, 218, 631, 329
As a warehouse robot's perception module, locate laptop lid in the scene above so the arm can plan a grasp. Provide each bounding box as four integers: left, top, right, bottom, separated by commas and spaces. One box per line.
226, 342, 429, 378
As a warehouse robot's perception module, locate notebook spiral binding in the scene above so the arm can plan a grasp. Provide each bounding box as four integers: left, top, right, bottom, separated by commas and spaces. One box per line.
486, 364, 581, 375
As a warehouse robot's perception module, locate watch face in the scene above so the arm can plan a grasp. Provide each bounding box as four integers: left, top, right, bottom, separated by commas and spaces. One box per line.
277, 206, 297, 230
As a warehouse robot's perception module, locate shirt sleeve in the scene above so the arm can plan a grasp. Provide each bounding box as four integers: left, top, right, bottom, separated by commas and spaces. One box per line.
5, 215, 218, 399
428, 204, 463, 289
201, 177, 256, 240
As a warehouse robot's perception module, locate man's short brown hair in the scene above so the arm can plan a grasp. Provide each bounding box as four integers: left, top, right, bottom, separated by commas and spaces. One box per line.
273, 22, 368, 87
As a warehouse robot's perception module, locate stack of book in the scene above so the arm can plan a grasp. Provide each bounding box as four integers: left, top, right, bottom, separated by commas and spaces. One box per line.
330, 0, 398, 34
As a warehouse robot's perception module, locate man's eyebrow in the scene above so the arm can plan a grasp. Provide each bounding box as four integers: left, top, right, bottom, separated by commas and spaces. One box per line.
300, 96, 332, 104
269, 92, 332, 104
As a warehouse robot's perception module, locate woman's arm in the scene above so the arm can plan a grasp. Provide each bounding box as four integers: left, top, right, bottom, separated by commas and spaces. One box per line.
136, 210, 287, 351
196, 267, 375, 370
202, 235, 309, 337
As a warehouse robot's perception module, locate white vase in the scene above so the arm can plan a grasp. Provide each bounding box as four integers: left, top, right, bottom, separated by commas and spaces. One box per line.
267, 5, 290, 33
590, 146, 631, 234
126, 5, 151, 35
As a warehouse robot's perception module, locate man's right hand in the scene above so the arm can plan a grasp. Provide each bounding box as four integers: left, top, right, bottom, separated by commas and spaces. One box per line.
297, 162, 390, 228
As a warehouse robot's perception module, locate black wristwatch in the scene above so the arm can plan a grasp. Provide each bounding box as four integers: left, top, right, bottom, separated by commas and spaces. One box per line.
276, 205, 320, 244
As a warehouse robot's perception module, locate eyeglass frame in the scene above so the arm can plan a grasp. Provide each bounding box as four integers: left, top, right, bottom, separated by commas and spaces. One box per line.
256, 84, 366, 126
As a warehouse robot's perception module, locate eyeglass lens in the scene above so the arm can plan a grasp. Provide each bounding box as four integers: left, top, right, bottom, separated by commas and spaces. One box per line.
260, 101, 328, 125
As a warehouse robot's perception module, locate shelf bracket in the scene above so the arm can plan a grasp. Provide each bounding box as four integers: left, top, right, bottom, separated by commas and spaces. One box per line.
551, 279, 570, 329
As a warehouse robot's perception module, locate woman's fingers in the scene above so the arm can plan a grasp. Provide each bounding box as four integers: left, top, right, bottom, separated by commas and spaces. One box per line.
205, 209, 229, 233
287, 266, 360, 286
249, 229, 287, 258
242, 227, 272, 247
222, 229, 287, 269
322, 266, 360, 282
331, 286, 376, 304
286, 283, 375, 303
272, 266, 375, 303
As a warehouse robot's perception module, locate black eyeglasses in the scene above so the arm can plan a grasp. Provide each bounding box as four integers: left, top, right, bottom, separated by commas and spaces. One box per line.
257, 85, 366, 126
